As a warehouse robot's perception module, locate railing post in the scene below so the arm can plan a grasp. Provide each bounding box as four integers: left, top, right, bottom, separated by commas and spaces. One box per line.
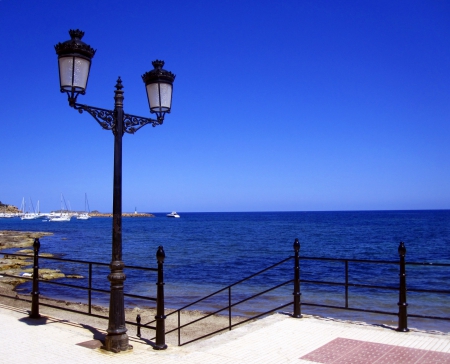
154, 246, 167, 350
293, 238, 302, 318
88, 263, 92, 315
396, 241, 409, 332
136, 314, 141, 338
345, 260, 349, 308
228, 287, 232, 330
178, 310, 181, 347
30, 238, 41, 319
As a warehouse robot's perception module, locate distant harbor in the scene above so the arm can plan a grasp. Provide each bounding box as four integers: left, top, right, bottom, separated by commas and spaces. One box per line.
89, 212, 155, 218
0, 201, 155, 219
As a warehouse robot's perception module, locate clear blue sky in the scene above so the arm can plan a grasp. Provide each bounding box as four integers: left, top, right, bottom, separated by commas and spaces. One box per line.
1, 0, 449, 213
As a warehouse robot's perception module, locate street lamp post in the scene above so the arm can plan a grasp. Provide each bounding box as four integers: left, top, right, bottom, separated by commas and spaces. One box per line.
54, 29, 175, 353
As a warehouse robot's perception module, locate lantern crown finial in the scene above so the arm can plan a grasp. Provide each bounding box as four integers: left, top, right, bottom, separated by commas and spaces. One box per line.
69, 29, 85, 40
152, 60, 165, 69
54, 29, 96, 59
142, 60, 176, 84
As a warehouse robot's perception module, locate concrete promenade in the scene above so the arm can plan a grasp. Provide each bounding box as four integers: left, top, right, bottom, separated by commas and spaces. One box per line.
1, 303, 449, 363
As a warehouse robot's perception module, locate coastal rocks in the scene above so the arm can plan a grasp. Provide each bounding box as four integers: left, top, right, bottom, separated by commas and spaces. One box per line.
0, 230, 74, 286
0, 258, 31, 270
20, 268, 66, 280
66, 274, 84, 279
0, 202, 20, 214
0, 230, 53, 250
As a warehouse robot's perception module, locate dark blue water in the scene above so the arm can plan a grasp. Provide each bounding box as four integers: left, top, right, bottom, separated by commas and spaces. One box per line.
1, 210, 449, 332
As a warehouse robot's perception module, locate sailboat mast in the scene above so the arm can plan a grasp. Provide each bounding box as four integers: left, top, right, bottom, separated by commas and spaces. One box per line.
85, 193, 90, 213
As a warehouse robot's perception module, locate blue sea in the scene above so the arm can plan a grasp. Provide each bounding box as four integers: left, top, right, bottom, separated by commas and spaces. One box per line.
1, 210, 449, 332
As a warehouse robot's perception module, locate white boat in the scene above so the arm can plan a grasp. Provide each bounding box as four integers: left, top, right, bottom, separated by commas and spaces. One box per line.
49, 194, 72, 222
76, 193, 91, 220
0, 213, 14, 218
21, 213, 40, 220
166, 211, 180, 218
49, 213, 71, 222
20, 199, 46, 220
77, 213, 90, 220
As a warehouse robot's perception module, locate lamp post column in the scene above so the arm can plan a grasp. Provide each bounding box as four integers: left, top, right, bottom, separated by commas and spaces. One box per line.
103, 78, 131, 352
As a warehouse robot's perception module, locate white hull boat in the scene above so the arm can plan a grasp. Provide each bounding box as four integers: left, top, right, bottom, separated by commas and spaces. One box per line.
166, 211, 180, 218
49, 214, 71, 222
77, 213, 90, 220
76, 194, 91, 220
0, 213, 14, 218
49, 194, 72, 222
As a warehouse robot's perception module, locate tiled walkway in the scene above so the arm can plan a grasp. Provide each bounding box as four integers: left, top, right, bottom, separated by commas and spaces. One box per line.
301, 337, 450, 363
1, 303, 449, 363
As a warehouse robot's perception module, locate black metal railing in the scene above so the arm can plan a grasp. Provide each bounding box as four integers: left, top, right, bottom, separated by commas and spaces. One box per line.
146, 239, 448, 346
1, 238, 449, 348
164, 256, 295, 346
0, 238, 167, 348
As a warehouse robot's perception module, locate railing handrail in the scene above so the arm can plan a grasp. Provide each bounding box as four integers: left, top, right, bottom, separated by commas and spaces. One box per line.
0, 251, 158, 271
297, 255, 450, 267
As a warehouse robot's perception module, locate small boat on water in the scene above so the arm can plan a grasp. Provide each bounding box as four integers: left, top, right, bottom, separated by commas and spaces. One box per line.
49, 213, 71, 222
166, 211, 180, 218
49, 194, 72, 222
76, 193, 91, 220
20, 199, 46, 220
0, 213, 14, 218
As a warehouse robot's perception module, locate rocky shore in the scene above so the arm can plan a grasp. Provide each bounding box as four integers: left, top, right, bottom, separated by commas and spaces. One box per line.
0, 230, 65, 286
0, 202, 20, 214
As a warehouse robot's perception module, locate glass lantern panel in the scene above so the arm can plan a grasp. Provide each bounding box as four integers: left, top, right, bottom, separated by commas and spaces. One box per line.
59, 57, 74, 91
146, 83, 172, 112
58, 57, 90, 91
146, 83, 160, 111
73, 58, 90, 89
159, 83, 173, 110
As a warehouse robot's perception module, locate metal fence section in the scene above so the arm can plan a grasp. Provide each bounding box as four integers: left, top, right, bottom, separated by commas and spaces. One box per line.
1, 238, 166, 349
1, 238, 449, 348
162, 239, 449, 346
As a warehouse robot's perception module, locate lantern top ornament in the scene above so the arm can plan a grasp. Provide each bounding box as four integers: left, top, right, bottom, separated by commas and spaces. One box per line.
54, 29, 96, 59
142, 60, 176, 85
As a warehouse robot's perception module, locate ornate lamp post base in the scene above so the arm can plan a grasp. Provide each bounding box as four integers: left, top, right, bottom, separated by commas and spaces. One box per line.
103, 334, 132, 353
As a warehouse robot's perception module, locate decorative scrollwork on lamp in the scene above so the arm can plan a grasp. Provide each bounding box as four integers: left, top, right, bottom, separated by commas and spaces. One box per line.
123, 113, 162, 134
72, 104, 116, 131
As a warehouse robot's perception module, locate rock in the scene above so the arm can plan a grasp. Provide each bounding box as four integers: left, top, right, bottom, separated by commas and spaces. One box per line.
0, 259, 32, 270
21, 268, 66, 280
66, 274, 84, 279
0, 230, 53, 251
40, 272, 65, 280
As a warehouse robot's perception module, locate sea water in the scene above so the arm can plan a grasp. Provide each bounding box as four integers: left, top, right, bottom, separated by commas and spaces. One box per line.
1, 210, 449, 332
